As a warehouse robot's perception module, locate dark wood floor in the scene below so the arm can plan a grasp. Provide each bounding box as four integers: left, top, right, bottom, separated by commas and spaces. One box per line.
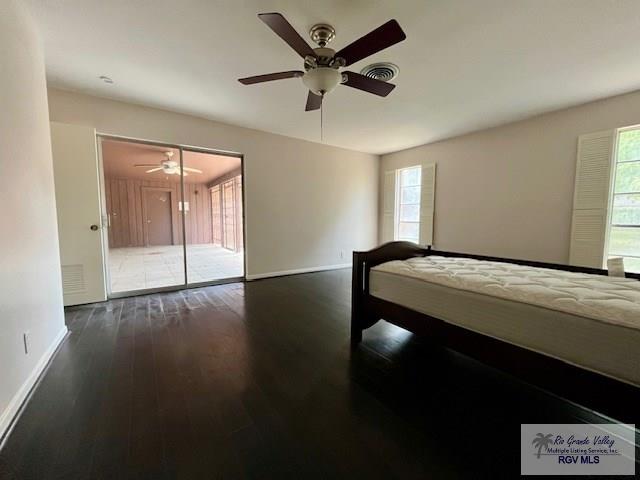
0, 269, 630, 479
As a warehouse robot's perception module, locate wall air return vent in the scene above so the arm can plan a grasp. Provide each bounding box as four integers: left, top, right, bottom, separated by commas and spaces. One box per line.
61, 264, 86, 294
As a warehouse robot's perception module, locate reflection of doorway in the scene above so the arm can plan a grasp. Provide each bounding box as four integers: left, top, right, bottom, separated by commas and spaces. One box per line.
142, 188, 173, 246
211, 185, 222, 246
223, 179, 236, 251
208, 173, 243, 253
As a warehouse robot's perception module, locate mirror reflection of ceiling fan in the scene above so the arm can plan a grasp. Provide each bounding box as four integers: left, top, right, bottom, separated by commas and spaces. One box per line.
133, 151, 202, 176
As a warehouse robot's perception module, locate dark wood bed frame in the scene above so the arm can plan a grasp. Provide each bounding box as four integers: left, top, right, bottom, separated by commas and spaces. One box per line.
351, 242, 640, 423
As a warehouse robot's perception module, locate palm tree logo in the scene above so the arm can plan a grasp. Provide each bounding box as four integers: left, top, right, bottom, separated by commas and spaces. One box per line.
532, 433, 554, 459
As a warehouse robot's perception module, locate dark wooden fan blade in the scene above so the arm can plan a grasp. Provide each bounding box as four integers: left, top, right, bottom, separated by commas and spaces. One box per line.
305, 91, 322, 111
335, 20, 406, 67
341, 71, 395, 97
238, 70, 303, 85
258, 13, 315, 58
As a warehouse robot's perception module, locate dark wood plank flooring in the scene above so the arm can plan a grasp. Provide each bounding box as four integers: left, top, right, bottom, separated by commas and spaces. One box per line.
0, 269, 631, 479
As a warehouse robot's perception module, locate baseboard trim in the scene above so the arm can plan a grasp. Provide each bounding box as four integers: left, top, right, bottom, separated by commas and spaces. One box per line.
0, 326, 69, 449
246, 263, 351, 281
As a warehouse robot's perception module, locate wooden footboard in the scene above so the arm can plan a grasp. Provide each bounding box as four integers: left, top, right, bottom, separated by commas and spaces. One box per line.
351, 241, 430, 346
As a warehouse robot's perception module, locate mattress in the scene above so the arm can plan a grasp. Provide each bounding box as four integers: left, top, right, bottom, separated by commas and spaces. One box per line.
369, 257, 640, 387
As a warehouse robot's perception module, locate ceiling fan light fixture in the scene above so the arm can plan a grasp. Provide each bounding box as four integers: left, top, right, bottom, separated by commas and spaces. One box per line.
239, 13, 406, 110
302, 67, 342, 96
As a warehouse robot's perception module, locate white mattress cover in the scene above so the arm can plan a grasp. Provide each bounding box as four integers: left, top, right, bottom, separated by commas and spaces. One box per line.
369, 269, 640, 386
372, 256, 640, 330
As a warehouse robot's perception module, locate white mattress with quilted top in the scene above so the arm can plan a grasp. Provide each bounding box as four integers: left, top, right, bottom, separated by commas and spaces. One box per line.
373, 256, 640, 330
369, 256, 640, 386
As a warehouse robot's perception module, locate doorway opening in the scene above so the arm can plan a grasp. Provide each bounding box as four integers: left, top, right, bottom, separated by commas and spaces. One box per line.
99, 137, 244, 295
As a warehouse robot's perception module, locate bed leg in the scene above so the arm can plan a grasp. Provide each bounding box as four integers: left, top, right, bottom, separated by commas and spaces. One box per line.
351, 251, 366, 348
351, 322, 363, 348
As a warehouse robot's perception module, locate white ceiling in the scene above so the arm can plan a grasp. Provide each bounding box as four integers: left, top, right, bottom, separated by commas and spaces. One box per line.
26, 0, 640, 154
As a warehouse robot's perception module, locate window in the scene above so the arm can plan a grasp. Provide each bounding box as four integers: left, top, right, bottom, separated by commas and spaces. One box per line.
395, 166, 421, 243
607, 127, 640, 273
382, 163, 434, 246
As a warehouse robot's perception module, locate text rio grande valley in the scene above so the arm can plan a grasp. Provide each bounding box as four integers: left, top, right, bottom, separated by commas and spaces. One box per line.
546, 434, 619, 465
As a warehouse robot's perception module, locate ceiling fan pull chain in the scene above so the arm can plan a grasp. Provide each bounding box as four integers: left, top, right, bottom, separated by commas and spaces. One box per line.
320, 97, 324, 143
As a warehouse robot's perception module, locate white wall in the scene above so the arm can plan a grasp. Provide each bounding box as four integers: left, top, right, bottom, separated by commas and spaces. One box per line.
0, 0, 67, 439
47, 89, 379, 278
381, 89, 640, 264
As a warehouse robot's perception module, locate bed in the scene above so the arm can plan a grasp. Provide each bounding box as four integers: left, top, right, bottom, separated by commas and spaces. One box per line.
351, 242, 640, 422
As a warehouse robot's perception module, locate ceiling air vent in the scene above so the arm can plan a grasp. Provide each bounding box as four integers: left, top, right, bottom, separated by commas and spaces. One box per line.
360, 62, 399, 82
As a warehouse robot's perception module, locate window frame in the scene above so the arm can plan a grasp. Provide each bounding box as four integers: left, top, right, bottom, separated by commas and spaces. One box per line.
394, 165, 422, 244
604, 125, 640, 270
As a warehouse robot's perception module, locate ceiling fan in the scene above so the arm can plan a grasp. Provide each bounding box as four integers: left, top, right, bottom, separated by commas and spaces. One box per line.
134, 152, 202, 176
238, 13, 406, 111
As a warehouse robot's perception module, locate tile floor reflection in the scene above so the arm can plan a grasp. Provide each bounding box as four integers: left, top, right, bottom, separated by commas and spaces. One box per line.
108, 244, 243, 293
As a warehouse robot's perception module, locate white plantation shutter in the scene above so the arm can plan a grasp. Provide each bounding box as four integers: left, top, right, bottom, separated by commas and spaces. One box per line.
381, 170, 396, 243
569, 130, 615, 268
419, 163, 436, 246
